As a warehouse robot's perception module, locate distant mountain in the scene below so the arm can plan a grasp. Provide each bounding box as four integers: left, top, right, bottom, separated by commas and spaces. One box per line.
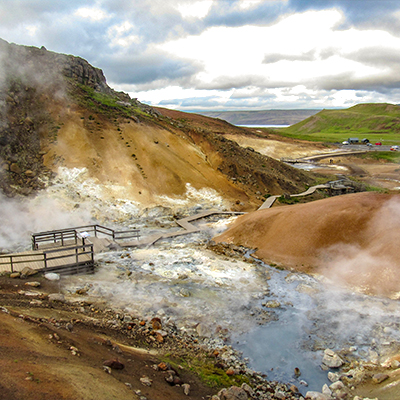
198, 109, 321, 126
285, 103, 400, 135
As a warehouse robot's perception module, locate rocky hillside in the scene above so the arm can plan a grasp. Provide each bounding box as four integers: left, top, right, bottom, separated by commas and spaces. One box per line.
0, 39, 318, 210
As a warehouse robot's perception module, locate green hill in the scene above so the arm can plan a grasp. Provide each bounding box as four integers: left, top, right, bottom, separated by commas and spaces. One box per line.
282, 103, 400, 144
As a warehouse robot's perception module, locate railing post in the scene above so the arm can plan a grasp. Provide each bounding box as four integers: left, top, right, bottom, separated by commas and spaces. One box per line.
94, 225, 98, 237
61, 231, 64, 247
10, 256, 13, 273
44, 253, 47, 269
76, 247, 79, 265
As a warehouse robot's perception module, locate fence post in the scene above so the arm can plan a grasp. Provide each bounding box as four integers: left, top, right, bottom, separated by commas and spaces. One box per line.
10, 256, 13, 273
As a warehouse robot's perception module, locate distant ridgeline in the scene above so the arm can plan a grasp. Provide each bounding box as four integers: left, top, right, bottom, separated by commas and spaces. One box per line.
198, 109, 321, 126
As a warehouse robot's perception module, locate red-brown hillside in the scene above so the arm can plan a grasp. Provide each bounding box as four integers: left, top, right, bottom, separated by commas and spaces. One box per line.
214, 192, 400, 297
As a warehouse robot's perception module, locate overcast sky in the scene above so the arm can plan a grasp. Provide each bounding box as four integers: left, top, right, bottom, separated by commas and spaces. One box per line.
1, 0, 400, 111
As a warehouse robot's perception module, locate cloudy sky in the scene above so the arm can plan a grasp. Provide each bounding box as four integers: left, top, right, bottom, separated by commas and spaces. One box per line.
1, 0, 400, 111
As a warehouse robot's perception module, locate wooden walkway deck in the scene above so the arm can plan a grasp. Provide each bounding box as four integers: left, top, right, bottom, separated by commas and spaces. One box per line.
0, 244, 94, 275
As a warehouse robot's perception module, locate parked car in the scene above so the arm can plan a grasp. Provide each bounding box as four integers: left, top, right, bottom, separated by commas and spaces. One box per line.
375, 142, 382, 146
342, 141, 349, 145
390, 145, 399, 151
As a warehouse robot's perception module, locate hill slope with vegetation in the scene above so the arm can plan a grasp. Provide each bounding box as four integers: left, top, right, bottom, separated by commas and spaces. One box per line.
282, 103, 400, 144
0, 39, 318, 210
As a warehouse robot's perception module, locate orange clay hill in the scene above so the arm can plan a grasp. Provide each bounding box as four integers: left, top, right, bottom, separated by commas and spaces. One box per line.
214, 192, 400, 297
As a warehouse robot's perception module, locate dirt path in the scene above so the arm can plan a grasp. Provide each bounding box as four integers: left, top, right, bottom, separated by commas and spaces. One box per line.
0, 276, 217, 400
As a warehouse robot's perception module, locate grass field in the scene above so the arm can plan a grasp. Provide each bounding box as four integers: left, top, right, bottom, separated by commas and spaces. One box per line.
275, 103, 400, 146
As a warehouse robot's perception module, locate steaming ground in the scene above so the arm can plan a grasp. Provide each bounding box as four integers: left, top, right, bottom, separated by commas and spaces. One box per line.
2, 171, 400, 395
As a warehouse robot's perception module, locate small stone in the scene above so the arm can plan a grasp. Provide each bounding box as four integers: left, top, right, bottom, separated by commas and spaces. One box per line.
66, 323, 73, 332
294, 367, 301, 377
151, 317, 162, 330
103, 366, 112, 374
140, 376, 152, 386
48, 293, 65, 302
323, 349, 344, 368
182, 383, 190, 395
274, 391, 286, 400
391, 360, 400, 369
329, 381, 345, 391
196, 323, 212, 338
372, 373, 389, 384
158, 362, 168, 371
10, 272, 20, 279
305, 391, 329, 400
44, 273, 60, 281
321, 384, 332, 396
290, 384, 299, 393
218, 387, 248, 400
263, 300, 281, 308
241, 383, 255, 397
155, 332, 164, 343
226, 367, 236, 376
20, 267, 37, 278
25, 281, 40, 287
103, 359, 124, 370
328, 372, 340, 382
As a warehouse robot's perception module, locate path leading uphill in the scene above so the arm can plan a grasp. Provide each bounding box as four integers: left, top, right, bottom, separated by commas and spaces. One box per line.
258, 184, 330, 210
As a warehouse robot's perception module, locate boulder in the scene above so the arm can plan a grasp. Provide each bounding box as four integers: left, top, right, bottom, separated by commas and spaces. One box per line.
323, 349, 344, 368
218, 386, 248, 400
103, 359, 124, 370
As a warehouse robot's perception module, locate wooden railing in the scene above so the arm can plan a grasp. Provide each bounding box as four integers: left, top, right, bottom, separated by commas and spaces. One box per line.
0, 243, 94, 273
32, 224, 140, 250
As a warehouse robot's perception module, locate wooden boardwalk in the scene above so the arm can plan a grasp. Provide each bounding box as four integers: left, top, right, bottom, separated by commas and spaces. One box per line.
0, 244, 93, 275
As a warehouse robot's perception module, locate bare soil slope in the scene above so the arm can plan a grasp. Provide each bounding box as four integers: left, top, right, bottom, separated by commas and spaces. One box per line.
214, 192, 400, 297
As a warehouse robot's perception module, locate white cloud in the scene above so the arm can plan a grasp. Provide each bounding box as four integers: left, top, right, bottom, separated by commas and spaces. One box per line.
74, 7, 109, 22
107, 21, 140, 48
177, 0, 213, 19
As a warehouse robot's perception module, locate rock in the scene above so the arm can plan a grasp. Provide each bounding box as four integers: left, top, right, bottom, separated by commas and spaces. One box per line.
372, 373, 389, 384
329, 381, 345, 391
140, 376, 152, 386
226, 367, 236, 376
323, 349, 344, 368
391, 360, 400, 369
182, 383, 190, 395
218, 386, 248, 400
103, 359, 124, 370
274, 391, 286, 400
263, 300, 281, 308
25, 281, 40, 287
151, 317, 162, 330
66, 323, 73, 332
321, 384, 332, 397
10, 163, 21, 174
48, 293, 65, 302
44, 273, 60, 281
103, 366, 112, 374
328, 372, 340, 382
294, 367, 301, 377
158, 362, 168, 371
25, 170, 35, 177
20, 267, 37, 278
241, 383, 254, 397
10, 272, 20, 278
305, 391, 329, 400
